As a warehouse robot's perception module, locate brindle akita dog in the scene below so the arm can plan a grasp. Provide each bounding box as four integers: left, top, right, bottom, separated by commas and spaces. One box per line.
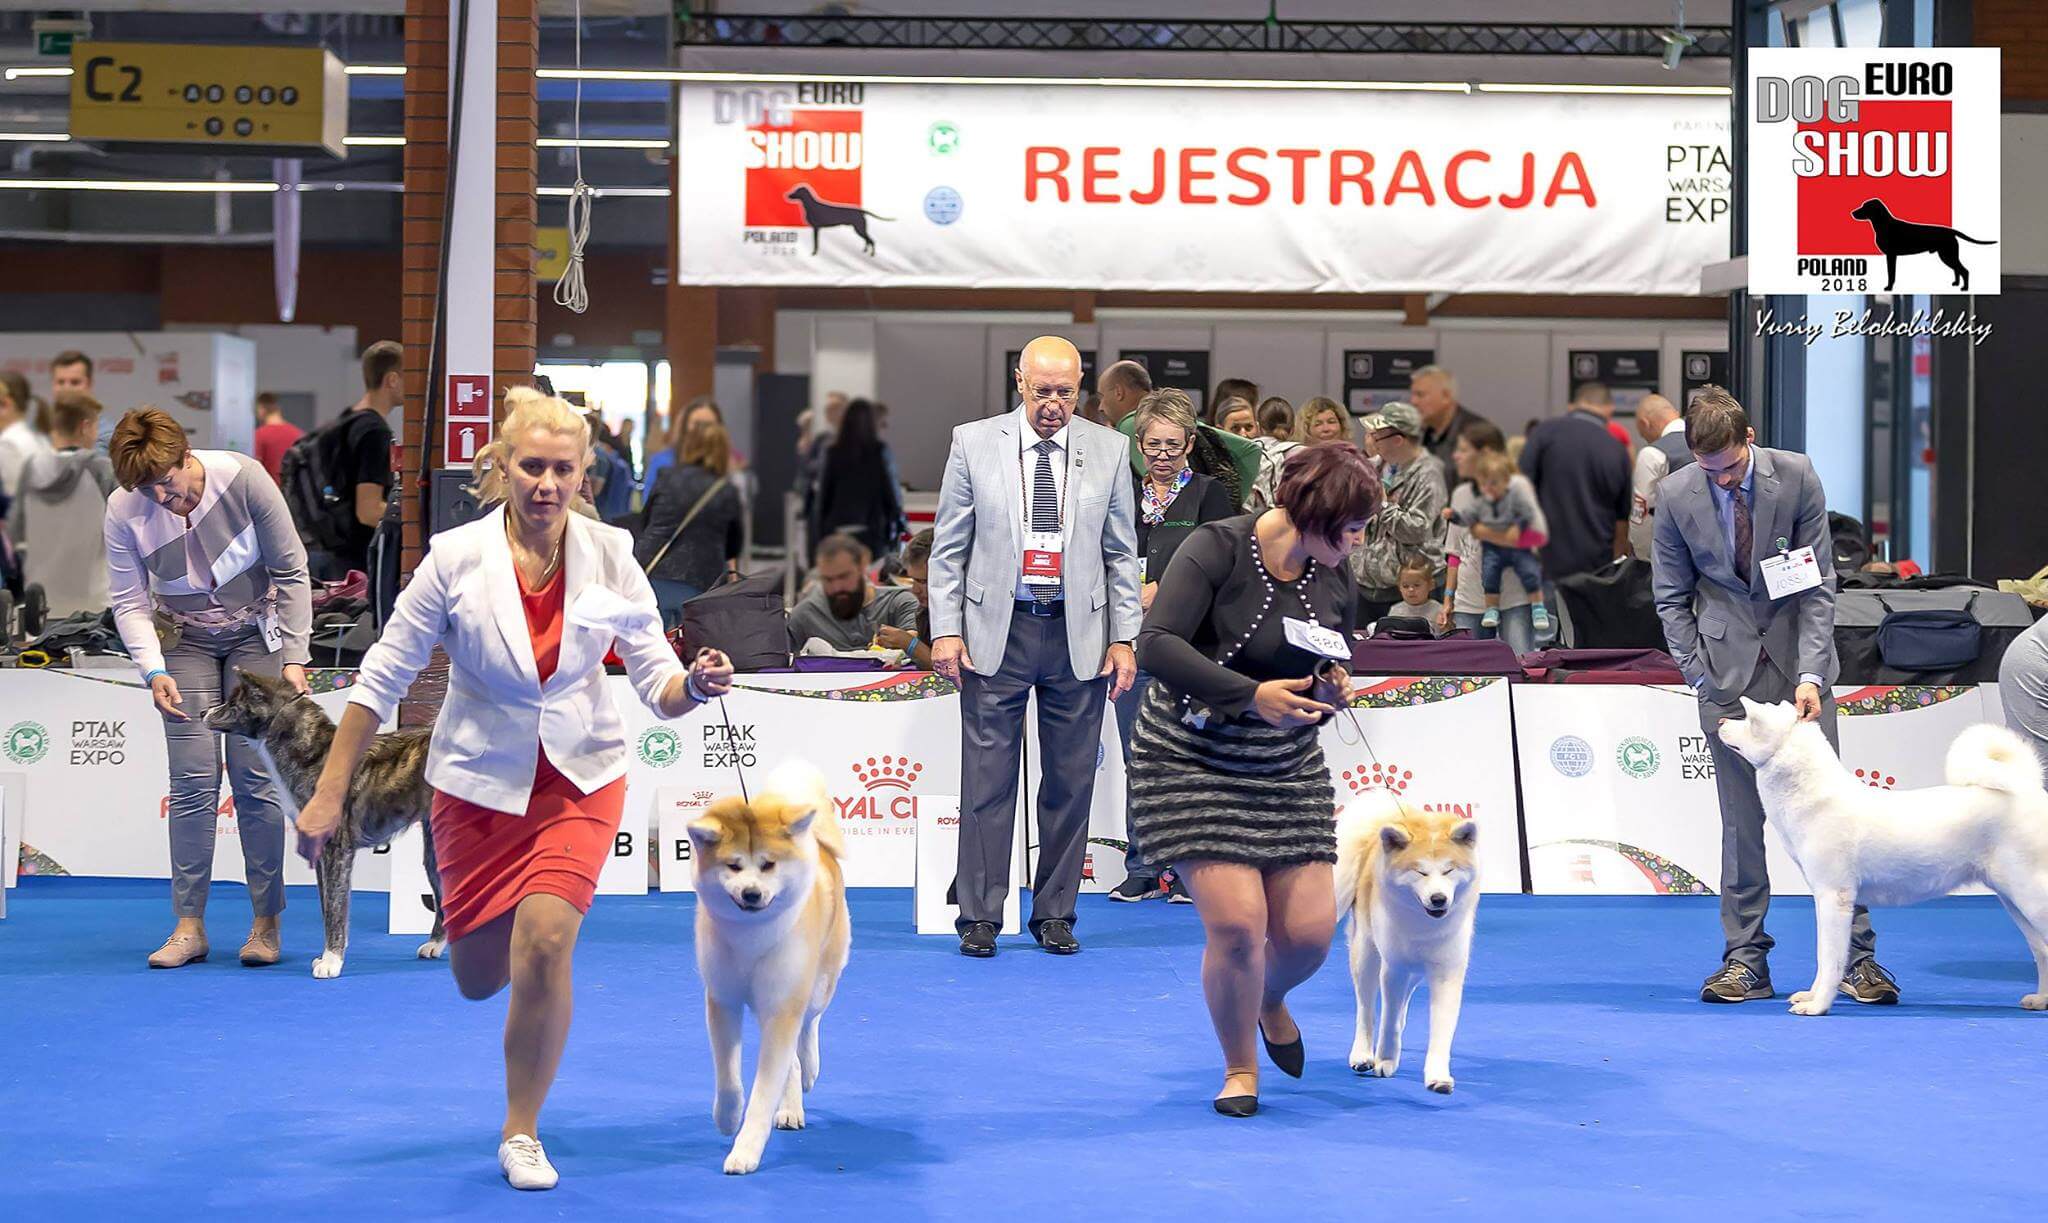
203, 669, 445, 979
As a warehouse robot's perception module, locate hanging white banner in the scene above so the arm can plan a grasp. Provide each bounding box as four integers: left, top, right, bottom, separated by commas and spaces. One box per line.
676, 82, 1730, 294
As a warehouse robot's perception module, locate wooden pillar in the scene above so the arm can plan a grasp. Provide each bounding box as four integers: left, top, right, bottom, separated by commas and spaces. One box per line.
396, 0, 538, 721
399, 0, 537, 575
666, 153, 718, 404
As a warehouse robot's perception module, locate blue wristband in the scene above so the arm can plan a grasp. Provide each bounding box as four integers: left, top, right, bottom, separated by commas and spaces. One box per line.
143, 668, 168, 684
684, 670, 707, 704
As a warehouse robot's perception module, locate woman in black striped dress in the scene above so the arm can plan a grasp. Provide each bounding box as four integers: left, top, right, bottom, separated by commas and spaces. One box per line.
1130, 442, 1380, 1116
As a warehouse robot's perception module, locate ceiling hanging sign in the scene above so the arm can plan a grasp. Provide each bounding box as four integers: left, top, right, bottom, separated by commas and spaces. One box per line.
677, 82, 1730, 295
1746, 47, 2000, 296
67, 41, 348, 157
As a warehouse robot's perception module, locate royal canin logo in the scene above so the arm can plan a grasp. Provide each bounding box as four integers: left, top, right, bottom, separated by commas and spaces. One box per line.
1340, 762, 1412, 796
853, 754, 924, 792
1852, 767, 1897, 790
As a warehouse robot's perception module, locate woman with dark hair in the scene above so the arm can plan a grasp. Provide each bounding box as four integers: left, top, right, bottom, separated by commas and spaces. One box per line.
808, 397, 906, 556
1132, 442, 1380, 1117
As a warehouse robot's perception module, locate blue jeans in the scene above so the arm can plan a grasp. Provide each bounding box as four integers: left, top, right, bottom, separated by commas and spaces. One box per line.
650, 579, 701, 632
1455, 606, 1536, 656
1479, 542, 1545, 599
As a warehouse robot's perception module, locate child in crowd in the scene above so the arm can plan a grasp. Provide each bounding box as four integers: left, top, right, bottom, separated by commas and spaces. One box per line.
11, 392, 116, 617
1374, 557, 1443, 634
1447, 450, 1551, 634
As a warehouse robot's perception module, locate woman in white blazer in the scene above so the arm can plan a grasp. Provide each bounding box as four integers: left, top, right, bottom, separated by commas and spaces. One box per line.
294, 389, 733, 1192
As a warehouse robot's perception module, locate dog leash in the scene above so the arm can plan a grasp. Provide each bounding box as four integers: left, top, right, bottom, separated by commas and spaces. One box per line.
717, 695, 751, 804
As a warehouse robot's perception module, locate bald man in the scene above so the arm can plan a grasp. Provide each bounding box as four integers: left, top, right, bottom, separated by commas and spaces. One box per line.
1628, 393, 1690, 558
929, 335, 1142, 957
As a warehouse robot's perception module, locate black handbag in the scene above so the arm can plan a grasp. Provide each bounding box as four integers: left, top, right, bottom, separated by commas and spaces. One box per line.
1873, 594, 1982, 672
678, 569, 791, 672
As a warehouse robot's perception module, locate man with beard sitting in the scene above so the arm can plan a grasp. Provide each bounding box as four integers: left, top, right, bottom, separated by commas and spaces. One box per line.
788, 532, 923, 654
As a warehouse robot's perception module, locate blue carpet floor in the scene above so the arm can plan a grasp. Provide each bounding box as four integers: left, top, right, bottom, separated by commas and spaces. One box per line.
1, 878, 2041, 1219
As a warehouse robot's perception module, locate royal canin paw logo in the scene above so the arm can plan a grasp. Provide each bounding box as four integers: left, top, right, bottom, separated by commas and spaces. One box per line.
1852, 767, 1897, 790
853, 754, 924, 792
1340, 762, 1412, 796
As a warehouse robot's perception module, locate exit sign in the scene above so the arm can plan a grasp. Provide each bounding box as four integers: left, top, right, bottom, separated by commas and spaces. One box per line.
37, 31, 72, 56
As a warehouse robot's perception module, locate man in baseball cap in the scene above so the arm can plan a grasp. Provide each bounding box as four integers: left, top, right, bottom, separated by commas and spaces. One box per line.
1349, 401, 1448, 626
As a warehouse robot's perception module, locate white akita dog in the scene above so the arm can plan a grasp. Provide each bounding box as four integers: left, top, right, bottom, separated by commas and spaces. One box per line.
1336, 790, 1479, 1093
690, 761, 852, 1174
1717, 698, 2048, 1015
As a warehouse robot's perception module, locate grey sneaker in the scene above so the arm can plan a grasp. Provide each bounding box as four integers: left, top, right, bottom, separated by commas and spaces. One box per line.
1700, 961, 1773, 1003
1839, 959, 1901, 1005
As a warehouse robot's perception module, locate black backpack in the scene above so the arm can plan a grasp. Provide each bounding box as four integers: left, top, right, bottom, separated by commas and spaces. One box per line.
280, 417, 364, 553
679, 569, 790, 671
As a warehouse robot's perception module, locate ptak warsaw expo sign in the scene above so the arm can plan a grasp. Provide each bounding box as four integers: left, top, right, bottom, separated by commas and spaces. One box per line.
675, 80, 1730, 295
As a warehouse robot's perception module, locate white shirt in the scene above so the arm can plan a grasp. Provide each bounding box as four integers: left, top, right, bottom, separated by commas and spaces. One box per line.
1628, 417, 1687, 558
0, 418, 50, 504
1012, 405, 1070, 600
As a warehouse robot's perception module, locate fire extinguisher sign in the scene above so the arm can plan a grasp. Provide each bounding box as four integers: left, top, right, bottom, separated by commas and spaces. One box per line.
444, 373, 493, 469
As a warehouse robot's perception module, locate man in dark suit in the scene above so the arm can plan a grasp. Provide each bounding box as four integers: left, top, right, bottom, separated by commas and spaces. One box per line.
1651, 386, 1899, 1006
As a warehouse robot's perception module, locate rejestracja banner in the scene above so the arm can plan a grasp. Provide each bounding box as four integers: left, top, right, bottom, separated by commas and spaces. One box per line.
676, 82, 1730, 295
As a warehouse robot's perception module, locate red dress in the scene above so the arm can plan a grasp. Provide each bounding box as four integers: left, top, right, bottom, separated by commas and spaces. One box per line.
427, 562, 627, 942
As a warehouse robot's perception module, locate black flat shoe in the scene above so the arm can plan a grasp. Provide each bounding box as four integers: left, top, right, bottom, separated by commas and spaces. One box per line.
1260, 1023, 1305, 1079
1213, 1095, 1259, 1118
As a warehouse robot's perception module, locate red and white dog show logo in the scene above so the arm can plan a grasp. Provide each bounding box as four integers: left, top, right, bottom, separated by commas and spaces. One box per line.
1747, 48, 1999, 295
837, 753, 922, 827
711, 84, 870, 255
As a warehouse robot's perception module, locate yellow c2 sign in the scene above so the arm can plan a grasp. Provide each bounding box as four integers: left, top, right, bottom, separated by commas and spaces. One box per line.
68, 42, 347, 156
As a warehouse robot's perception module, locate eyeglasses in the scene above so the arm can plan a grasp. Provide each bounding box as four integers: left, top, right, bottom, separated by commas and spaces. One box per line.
1138, 439, 1188, 457
1022, 383, 1079, 404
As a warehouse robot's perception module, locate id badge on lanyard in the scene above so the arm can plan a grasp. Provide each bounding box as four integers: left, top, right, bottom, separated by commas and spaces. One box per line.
1019, 443, 1068, 590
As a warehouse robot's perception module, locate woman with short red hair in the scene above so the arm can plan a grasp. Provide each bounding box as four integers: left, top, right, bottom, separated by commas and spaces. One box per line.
1131, 442, 1381, 1117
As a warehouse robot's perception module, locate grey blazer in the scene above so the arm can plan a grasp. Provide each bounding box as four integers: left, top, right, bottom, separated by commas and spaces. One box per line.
1651, 446, 1839, 700
928, 407, 1143, 680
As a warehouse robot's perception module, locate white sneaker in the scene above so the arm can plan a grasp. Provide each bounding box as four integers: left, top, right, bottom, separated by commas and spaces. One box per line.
497, 1134, 558, 1190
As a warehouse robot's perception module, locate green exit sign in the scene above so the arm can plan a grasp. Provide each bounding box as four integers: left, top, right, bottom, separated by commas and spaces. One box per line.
37, 31, 73, 56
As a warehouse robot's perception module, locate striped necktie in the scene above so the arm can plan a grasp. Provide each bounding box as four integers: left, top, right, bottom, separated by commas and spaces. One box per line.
1031, 438, 1060, 601
1731, 484, 1753, 584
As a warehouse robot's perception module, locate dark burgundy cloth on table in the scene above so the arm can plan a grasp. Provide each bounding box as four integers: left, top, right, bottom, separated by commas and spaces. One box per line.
791, 655, 887, 672
1348, 633, 1526, 678
1518, 646, 1685, 684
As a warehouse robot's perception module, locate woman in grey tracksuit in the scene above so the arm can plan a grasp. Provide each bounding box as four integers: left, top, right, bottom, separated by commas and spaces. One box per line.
104, 408, 312, 970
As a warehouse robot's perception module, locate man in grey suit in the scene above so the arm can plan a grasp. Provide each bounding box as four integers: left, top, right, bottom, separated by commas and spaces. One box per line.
929, 336, 1142, 958
1652, 386, 1899, 1006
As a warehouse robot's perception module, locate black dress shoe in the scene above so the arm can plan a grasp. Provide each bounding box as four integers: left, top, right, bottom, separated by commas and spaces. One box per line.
1840, 958, 1901, 1005
1213, 1095, 1259, 1118
1260, 1023, 1305, 1079
1033, 919, 1081, 955
958, 922, 997, 958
